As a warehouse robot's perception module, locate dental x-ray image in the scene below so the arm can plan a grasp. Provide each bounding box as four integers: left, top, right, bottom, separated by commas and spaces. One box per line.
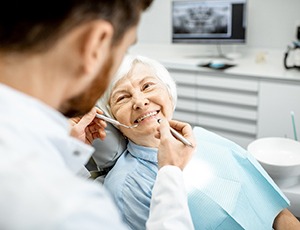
173, 1, 232, 38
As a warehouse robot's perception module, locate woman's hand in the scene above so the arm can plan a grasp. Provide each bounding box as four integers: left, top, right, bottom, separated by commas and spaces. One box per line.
69, 107, 107, 145
156, 119, 196, 170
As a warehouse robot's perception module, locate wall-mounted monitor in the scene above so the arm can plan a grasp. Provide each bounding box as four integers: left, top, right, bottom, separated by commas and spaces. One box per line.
172, 0, 247, 44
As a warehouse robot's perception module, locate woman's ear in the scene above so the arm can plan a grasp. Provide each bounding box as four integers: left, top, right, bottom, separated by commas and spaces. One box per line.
80, 20, 114, 76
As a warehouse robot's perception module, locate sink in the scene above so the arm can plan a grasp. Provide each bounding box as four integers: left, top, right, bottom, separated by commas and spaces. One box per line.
247, 137, 300, 188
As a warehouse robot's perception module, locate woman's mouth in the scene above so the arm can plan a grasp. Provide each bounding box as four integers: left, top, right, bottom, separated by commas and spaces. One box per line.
135, 110, 159, 123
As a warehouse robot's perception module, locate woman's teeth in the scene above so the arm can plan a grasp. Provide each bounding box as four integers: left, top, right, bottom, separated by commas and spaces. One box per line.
136, 111, 158, 123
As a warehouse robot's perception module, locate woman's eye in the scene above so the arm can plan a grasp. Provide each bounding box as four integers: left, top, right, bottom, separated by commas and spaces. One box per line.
116, 95, 126, 102
142, 82, 154, 91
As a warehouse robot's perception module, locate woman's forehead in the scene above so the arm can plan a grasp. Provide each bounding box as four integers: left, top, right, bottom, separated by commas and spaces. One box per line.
112, 64, 158, 89
127, 63, 156, 81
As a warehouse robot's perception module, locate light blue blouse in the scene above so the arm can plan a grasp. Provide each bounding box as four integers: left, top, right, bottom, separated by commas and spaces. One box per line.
104, 141, 158, 229
104, 127, 289, 230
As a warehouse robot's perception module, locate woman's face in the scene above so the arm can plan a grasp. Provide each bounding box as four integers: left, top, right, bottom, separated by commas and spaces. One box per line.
109, 62, 173, 147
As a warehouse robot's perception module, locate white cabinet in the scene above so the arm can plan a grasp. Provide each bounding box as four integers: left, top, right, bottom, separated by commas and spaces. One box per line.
168, 67, 300, 148
171, 70, 198, 125
170, 69, 259, 148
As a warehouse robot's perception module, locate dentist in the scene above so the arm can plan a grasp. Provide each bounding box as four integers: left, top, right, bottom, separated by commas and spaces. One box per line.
0, 0, 195, 229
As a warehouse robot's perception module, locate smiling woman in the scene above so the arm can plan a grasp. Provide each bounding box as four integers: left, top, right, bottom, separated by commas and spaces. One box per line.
95, 55, 299, 230
98, 55, 178, 148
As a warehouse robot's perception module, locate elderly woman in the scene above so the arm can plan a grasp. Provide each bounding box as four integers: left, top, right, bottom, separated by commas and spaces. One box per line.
95, 55, 299, 230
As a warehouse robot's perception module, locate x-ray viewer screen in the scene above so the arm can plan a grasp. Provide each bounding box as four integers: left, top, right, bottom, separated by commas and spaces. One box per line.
172, 0, 247, 44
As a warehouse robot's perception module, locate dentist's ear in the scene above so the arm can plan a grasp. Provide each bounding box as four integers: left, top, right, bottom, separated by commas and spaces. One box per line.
80, 20, 114, 76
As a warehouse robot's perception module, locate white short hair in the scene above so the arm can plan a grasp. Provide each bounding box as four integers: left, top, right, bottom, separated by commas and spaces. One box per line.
97, 55, 177, 119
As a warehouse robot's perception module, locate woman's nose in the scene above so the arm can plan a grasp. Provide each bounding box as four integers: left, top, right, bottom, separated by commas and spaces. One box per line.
132, 94, 149, 110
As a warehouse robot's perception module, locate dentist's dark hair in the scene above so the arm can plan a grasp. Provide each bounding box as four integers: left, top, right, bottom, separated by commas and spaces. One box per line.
0, 0, 153, 53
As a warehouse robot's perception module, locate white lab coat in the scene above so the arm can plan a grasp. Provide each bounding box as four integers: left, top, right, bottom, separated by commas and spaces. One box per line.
0, 83, 193, 230
148, 166, 194, 229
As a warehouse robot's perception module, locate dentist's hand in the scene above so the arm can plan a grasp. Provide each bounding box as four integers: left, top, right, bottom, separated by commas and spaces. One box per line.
69, 107, 107, 145
156, 119, 196, 170
273, 208, 300, 229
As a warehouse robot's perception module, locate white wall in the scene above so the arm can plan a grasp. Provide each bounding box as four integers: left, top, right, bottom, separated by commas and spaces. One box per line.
137, 0, 300, 50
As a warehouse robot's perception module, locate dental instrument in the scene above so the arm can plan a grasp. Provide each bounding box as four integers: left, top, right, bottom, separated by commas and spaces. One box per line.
96, 114, 138, 129
157, 119, 193, 147
96, 114, 193, 147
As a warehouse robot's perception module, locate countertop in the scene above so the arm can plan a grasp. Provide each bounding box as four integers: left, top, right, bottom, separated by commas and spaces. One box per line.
129, 44, 300, 82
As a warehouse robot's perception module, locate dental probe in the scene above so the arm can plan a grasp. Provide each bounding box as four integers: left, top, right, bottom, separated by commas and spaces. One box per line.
96, 113, 138, 129
157, 119, 193, 147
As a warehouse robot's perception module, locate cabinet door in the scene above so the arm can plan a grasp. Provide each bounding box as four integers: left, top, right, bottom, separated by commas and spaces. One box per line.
258, 81, 300, 140
169, 70, 198, 126
195, 74, 259, 148
168, 69, 259, 148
